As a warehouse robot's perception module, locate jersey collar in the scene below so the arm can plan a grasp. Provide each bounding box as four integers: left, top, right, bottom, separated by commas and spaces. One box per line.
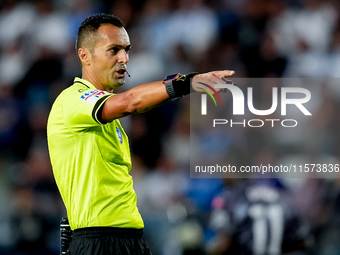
74, 77, 97, 89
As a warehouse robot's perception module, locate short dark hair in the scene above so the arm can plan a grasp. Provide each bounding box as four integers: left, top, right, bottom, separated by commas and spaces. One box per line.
76, 13, 124, 53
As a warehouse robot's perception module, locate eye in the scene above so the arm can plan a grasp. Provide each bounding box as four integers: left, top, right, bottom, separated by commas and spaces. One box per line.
110, 47, 119, 54
125, 46, 131, 53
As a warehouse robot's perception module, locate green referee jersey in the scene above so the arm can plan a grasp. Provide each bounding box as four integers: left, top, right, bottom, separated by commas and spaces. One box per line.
47, 77, 144, 230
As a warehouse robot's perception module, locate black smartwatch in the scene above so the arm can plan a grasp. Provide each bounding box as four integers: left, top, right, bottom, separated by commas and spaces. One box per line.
163, 72, 198, 100
163, 73, 181, 99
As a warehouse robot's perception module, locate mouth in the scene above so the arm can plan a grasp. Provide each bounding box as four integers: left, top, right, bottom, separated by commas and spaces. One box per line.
116, 68, 126, 78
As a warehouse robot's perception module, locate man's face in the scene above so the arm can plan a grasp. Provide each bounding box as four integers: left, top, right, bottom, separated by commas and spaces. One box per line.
89, 24, 131, 91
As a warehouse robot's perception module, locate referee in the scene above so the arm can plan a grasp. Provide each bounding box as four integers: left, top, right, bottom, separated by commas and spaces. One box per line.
47, 13, 234, 255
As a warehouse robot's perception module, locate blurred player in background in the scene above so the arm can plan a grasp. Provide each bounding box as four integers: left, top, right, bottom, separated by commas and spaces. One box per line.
47, 13, 234, 255
208, 178, 309, 255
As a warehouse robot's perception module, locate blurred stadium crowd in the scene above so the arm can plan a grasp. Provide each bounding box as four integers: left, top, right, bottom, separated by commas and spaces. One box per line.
1, 0, 340, 254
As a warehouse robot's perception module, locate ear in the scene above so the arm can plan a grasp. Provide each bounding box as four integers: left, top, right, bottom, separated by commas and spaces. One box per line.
78, 48, 91, 66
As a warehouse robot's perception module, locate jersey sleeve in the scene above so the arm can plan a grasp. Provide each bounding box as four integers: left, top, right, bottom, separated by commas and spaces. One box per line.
63, 88, 113, 130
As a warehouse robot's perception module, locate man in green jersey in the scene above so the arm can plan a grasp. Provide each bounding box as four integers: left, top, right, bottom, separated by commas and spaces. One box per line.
47, 13, 234, 255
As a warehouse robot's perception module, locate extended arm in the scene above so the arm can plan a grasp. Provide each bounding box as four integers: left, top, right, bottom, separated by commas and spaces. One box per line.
101, 70, 235, 122
101, 81, 169, 122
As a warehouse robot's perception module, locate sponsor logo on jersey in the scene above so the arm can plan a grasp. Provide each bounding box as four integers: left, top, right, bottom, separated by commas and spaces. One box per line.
80, 90, 109, 104
116, 127, 123, 144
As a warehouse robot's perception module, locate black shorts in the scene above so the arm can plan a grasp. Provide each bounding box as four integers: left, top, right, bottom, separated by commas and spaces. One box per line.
69, 227, 152, 255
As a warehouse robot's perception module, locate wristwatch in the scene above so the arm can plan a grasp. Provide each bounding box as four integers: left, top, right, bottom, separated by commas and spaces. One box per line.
163, 73, 181, 99
163, 73, 180, 83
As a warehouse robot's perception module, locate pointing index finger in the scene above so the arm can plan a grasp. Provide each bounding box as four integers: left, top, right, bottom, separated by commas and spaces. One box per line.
216, 70, 235, 77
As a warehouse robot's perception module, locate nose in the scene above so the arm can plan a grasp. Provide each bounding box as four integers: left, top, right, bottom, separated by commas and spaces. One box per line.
117, 49, 129, 64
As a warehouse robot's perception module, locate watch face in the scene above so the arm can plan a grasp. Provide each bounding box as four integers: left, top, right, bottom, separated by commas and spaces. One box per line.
166, 73, 180, 80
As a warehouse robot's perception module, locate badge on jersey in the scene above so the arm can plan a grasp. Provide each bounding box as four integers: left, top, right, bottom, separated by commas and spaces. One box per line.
80, 89, 110, 104
116, 127, 123, 144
